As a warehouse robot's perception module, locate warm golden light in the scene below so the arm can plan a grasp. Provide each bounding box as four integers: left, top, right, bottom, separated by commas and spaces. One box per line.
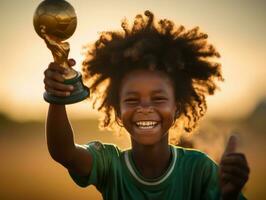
1, 1, 265, 200
1, 1, 265, 120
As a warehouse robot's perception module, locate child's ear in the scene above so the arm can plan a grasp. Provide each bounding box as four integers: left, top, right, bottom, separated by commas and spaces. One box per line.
174, 102, 181, 119
115, 109, 121, 119
115, 111, 123, 126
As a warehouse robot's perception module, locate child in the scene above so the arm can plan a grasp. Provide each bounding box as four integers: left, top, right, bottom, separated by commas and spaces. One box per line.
44, 11, 249, 200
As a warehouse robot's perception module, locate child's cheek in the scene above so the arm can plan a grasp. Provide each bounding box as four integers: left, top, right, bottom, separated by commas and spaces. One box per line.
119, 106, 134, 125
158, 106, 176, 126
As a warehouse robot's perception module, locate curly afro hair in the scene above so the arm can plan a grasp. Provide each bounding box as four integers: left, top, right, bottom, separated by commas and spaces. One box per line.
82, 10, 224, 133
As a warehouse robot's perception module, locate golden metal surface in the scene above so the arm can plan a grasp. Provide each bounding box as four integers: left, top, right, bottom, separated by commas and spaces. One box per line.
33, 0, 77, 79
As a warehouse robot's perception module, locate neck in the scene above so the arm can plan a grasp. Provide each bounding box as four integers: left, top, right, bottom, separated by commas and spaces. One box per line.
130, 135, 171, 179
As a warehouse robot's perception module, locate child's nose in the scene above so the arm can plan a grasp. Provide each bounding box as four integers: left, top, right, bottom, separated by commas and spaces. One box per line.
136, 102, 154, 113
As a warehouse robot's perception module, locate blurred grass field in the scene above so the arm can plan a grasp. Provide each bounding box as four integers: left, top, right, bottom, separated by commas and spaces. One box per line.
0, 113, 265, 200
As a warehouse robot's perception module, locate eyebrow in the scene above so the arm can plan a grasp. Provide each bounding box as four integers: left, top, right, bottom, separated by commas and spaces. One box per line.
124, 89, 167, 96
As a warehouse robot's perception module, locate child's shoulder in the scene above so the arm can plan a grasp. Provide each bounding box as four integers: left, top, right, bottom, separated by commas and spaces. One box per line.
172, 144, 206, 156
171, 144, 216, 165
83, 140, 122, 155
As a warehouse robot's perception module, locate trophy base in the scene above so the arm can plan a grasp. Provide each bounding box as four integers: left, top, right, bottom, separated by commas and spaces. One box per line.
44, 72, 89, 105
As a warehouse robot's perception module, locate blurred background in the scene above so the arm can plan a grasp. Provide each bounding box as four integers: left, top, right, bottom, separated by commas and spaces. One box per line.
1, 0, 265, 199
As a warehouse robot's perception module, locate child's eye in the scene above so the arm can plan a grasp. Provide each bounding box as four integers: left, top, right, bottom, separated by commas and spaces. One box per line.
124, 98, 139, 104
152, 97, 168, 103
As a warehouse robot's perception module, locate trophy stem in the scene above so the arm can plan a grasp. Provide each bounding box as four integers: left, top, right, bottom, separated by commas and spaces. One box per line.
40, 26, 77, 79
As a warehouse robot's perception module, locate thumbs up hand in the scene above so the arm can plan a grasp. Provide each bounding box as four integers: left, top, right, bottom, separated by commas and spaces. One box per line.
219, 135, 250, 200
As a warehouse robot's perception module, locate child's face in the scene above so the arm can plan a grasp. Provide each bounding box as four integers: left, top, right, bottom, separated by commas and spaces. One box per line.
119, 69, 177, 146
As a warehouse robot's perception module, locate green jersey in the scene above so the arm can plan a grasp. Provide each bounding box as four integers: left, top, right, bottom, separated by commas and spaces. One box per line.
69, 141, 246, 200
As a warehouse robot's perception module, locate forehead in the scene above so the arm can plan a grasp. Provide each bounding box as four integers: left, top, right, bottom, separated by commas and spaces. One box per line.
120, 69, 174, 95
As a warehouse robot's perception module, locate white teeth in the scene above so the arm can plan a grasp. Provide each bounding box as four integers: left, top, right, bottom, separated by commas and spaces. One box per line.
135, 121, 158, 128
138, 126, 154, 129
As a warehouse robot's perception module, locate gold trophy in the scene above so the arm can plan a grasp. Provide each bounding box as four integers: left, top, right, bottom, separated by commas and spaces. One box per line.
33, 0, 89, 104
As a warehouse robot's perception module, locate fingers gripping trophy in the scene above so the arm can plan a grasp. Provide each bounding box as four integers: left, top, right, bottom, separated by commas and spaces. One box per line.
33, 0, 89, 104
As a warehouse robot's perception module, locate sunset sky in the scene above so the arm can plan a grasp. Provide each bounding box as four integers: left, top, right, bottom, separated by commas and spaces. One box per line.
1, 0, 265, 122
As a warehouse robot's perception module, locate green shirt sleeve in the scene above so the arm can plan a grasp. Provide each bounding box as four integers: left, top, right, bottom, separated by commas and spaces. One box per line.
200, 154, 221, 200
68, 141, 118, 190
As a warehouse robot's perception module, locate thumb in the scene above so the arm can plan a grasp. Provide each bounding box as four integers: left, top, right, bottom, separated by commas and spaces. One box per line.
223, 134, 238, 156
68, 58, 76, 67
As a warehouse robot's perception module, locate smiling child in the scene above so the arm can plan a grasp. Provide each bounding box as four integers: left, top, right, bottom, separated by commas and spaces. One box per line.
44, 11, 249, 200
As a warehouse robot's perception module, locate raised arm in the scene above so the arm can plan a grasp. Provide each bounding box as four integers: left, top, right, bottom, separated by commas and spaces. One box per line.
44, 60, 93, 176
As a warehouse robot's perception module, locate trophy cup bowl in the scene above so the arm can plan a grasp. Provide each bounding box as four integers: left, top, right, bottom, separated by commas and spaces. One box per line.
33, 0, 89, 104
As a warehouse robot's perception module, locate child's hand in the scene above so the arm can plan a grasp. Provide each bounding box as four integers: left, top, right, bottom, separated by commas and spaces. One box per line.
43, 59, 76, 97
219, 135, 250, 200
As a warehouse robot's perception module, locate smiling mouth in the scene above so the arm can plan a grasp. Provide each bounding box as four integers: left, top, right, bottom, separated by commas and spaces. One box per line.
135, 121, 159, 130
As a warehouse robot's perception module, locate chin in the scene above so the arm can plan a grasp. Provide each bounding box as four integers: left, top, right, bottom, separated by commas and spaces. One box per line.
132, 138, 160, 146
130, 132, 168, 146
